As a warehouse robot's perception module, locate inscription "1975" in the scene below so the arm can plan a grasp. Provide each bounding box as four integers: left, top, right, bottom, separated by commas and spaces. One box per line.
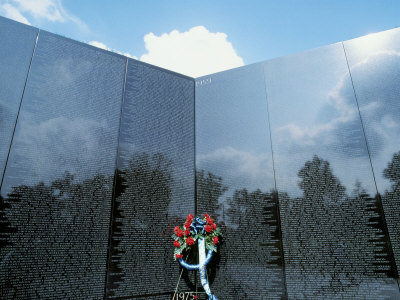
173, 292, 204, 300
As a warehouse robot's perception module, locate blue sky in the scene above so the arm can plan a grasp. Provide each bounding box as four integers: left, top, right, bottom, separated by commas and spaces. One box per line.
1, 0, 399, 77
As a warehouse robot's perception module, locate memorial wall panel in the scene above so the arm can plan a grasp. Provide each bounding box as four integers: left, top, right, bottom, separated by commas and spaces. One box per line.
105, 60, 195, 299
0, 17, 38, 183
1, 15, 400, 300
343, 28, 400, 283
263, 43, 400, 298
195, 64, 286, 299
0, 31, 126, 298
0, 17, 38, 269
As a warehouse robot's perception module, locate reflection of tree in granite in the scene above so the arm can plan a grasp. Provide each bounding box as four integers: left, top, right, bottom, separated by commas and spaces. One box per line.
351, 179, 367, 197
298, 155, 346, 205
196, 169, 285, 299
196, 170, 227, 218
0, 172, 113, 299
383, 151, 400, 272
281, 155, 399, 298
0, 195, 16, 251
384, 152, 400, 185
225, 189, 286, 299
114, 152, 176, 296
225, 189, 269, 268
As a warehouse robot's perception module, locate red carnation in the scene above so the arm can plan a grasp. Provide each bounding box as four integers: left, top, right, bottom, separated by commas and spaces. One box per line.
175, 254, 183, 259
204, 225, 212, 233
206, 217, 213, 224
213, 236, 219, 245
176, 229, 183, 238
185, 228, 190, 236
187, 214, 194, 221
174, 226, 180, 234
185, 220, 192, 229
204, 214, 210, 219
173, 241, 180, 248
186, 237, 195, 246
212, 223, 217, 230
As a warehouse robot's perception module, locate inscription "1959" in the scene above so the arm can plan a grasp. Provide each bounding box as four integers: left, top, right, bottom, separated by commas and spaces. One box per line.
195, 78, 212, 86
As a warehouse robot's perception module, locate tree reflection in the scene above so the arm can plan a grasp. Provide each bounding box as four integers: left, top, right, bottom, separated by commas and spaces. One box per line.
196, 170, 227, 219
196, 169, 285, 299
0, 194, 15, 250
0, 172, 113, 299
197, 154, 399, 298
384, 151, 400, 188
1, 152, 399, 299
298, 155, 346, 204
107, 152, 177, 297
382, 151, 400, 273
281, 155, 398, 298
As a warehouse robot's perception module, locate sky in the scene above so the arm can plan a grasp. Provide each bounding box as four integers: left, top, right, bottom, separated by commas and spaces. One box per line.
0, 0, 399, 77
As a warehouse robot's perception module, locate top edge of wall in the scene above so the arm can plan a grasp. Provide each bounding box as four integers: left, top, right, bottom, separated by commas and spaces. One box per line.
2, 15, 398, 82
195, 25, 400, 80
0, 15, 195, 82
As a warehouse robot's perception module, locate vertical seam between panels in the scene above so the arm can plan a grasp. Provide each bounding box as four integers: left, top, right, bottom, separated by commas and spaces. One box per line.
0, 29, 40, 198
342, 42, 400, 291
261, 68, 277, 191
341, 42, 379, 194
262, 64, 288, 299
103, 57, 129, 299
193, 78, 198, 294
194, 79, 197, 216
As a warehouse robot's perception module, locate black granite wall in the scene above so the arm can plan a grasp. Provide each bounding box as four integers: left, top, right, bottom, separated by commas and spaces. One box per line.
0, 17, 195, 299
195, 30, 400, 299
1, 15, 400, 299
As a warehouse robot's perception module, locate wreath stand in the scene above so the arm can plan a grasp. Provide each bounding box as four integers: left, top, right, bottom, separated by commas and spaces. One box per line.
173, 238, 218, 300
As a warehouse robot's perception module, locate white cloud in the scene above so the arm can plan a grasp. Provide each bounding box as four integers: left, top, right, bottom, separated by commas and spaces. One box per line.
276, 71, 358, 146
140, 26, 244, 77
0, 2, 30, 25
198, 147, 274, 192
88, 41, 109, 51
11, 116, 116, 186
88, 40, 137, 59
0, 0, 87, 30
276, 50, 400, 147
13, 0, 63, 22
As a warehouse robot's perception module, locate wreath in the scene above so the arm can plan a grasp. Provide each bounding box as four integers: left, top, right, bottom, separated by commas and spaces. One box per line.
172, 213, 222, 260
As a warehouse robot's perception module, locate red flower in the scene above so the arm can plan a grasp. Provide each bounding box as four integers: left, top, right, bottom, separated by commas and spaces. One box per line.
174, 226, 180, 234
185, 220, 192, 229
175, 254, 183, 259
176, 229, 183, 238
185, 228, 190, 236
204, 225, 212, 233
187, 214, 194, 221
212, 223, 217, 230
213, 236, 219, 245
206, 217, 213, 224
193, 296, 198, 299
186, 237, 195, 246
204, 213, 210, 219
173, 241, 180, 248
